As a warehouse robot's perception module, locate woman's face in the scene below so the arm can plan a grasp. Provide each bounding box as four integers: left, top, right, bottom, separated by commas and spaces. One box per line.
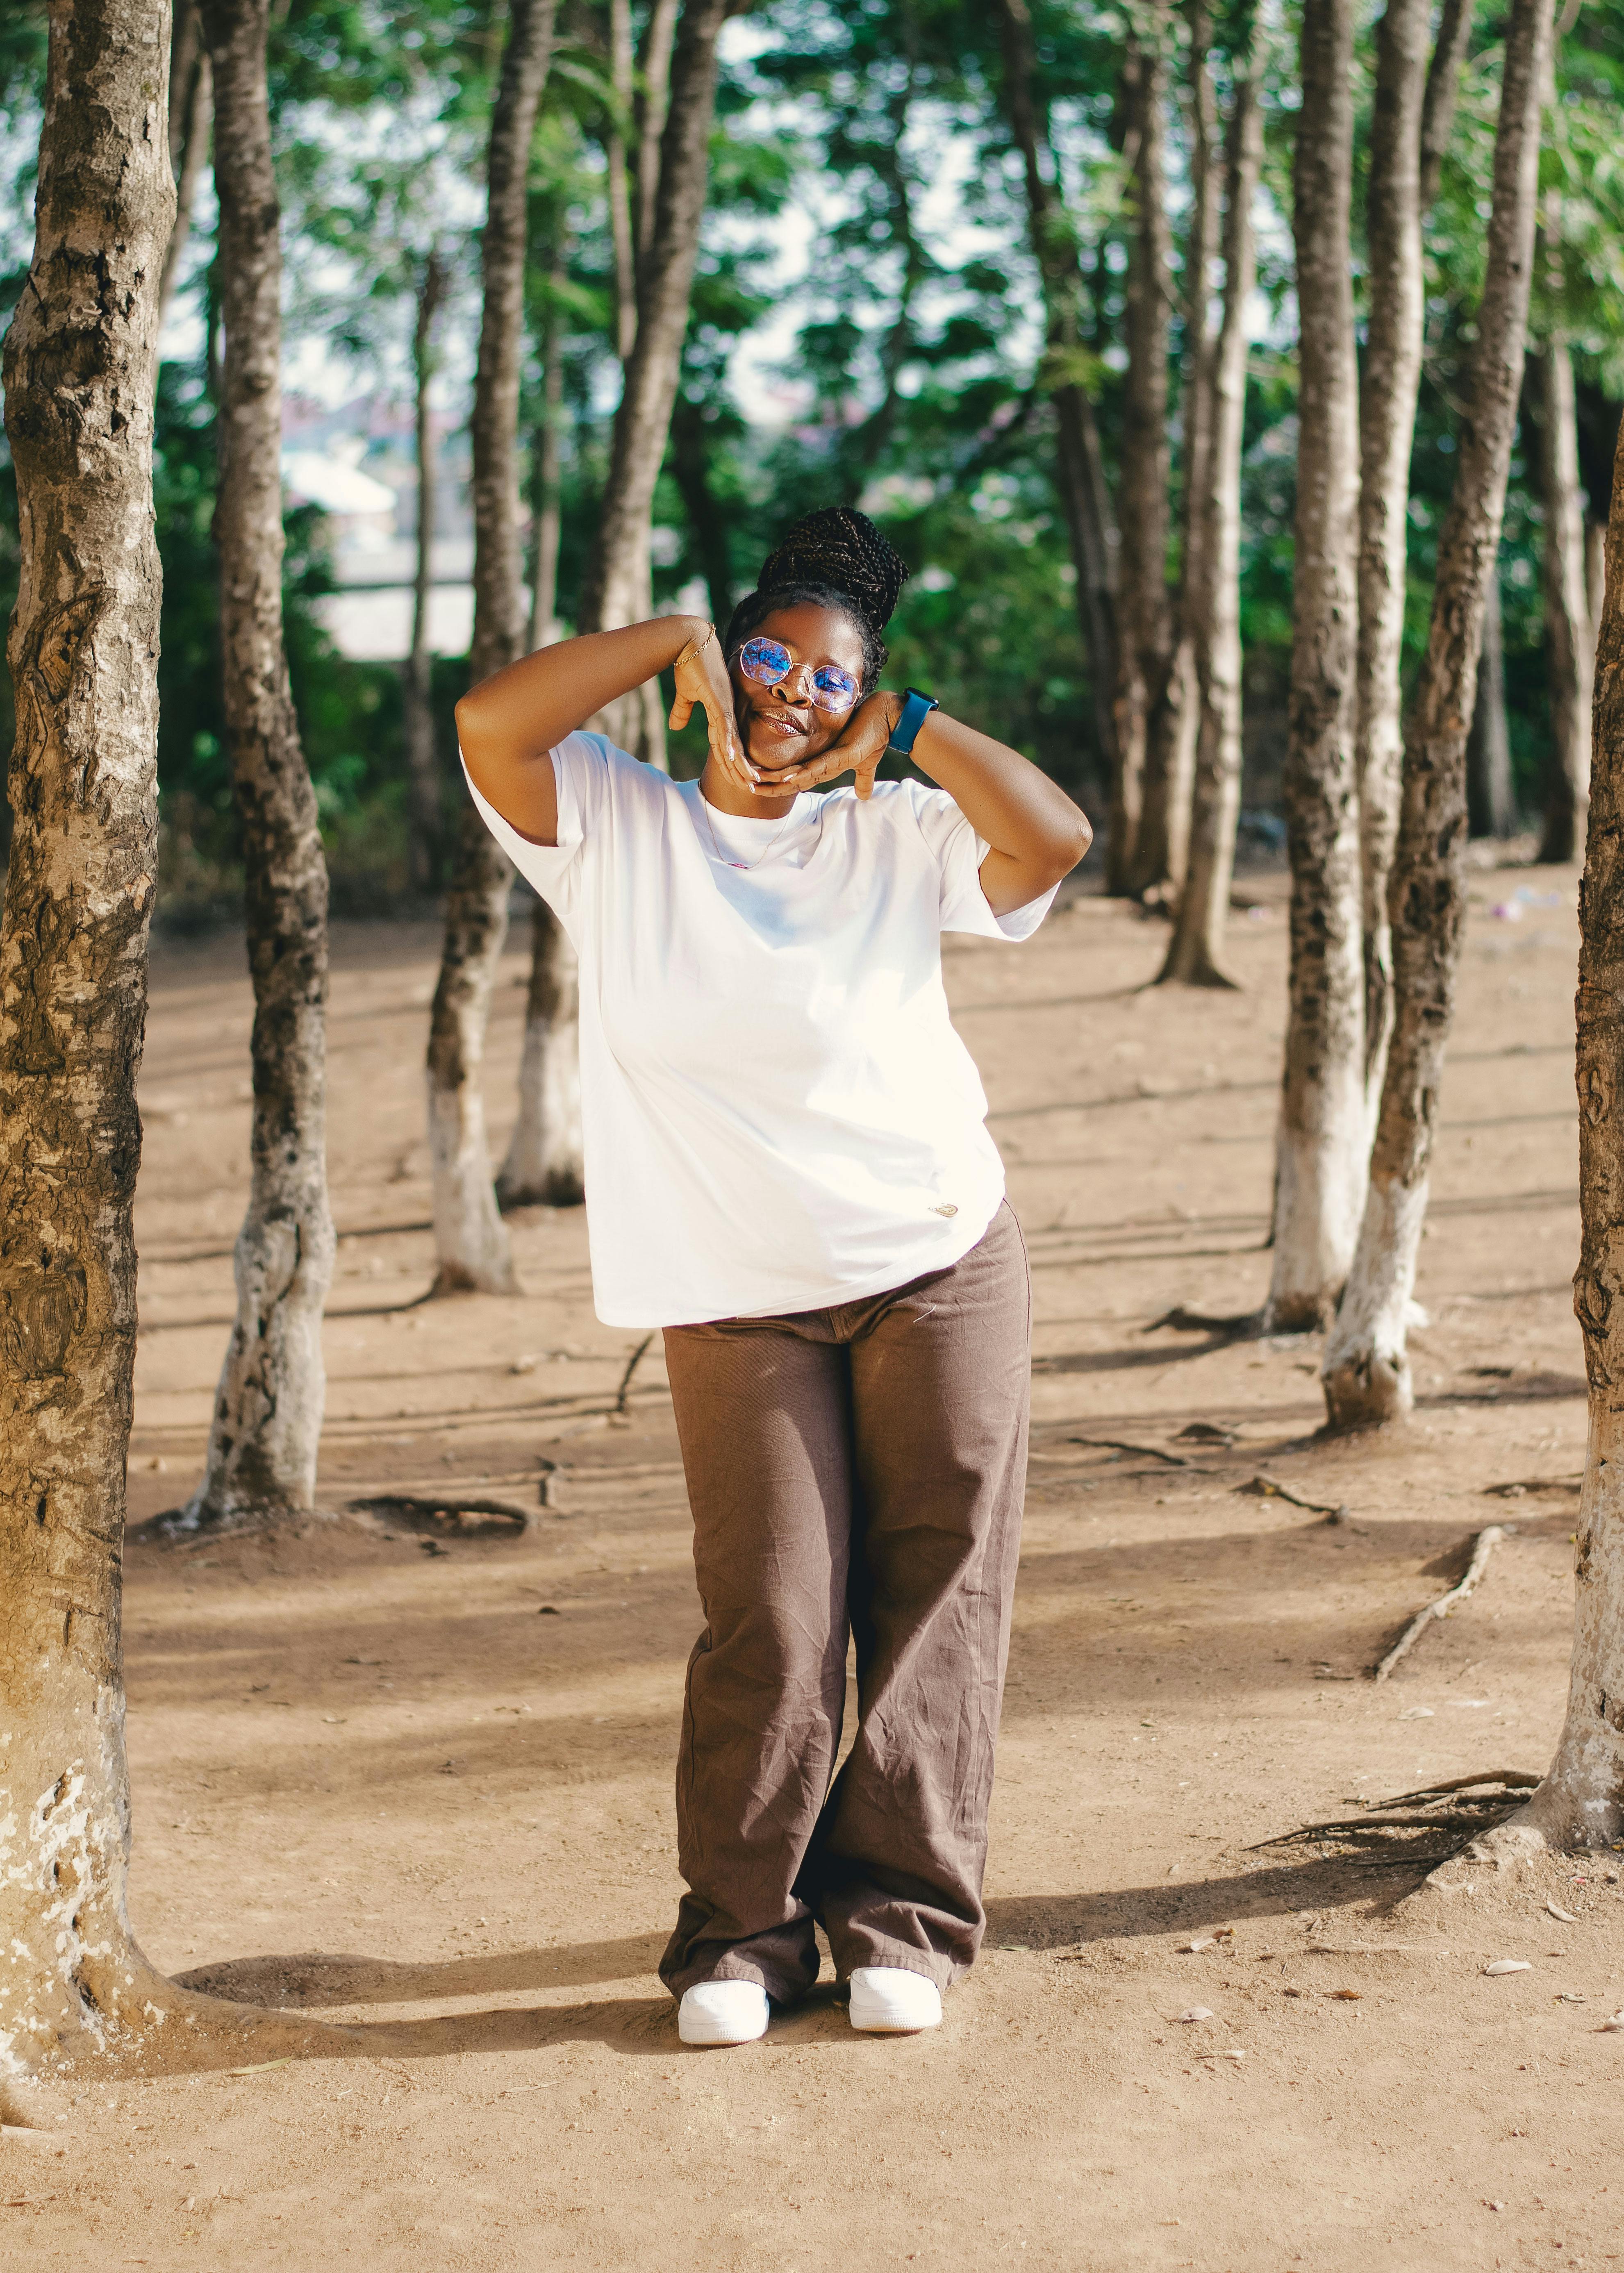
728, 603, 867, 779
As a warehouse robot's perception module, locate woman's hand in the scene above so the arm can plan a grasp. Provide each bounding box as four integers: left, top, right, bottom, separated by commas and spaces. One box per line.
669, 627, 754, 793
762, 691, 901, 800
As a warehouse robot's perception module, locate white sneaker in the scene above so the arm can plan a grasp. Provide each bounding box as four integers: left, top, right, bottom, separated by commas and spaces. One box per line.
848, 1966, 943, 2034
677, 1980, 770, 2048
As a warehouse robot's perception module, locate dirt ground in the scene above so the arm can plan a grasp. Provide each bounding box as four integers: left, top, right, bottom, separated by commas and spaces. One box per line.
7, 860, 1622, 2272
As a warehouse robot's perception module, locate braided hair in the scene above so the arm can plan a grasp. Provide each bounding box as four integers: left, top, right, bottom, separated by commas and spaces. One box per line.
722, 507, 909, 693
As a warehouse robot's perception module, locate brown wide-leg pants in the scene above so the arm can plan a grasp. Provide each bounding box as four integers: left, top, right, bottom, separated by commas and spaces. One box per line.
658, 1202, 1030, 2003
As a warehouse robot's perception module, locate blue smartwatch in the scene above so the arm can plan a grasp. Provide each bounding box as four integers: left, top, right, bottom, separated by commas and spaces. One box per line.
884, 686, 939, 762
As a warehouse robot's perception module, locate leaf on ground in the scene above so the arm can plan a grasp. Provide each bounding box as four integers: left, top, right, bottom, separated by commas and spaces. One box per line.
1179, 1937, 1218, 1953
1483, 1959, 1532, 1976
1546, 1900, 1578, 1923
226, 2057, 294, 2076
1176, 2006, 1215, 2023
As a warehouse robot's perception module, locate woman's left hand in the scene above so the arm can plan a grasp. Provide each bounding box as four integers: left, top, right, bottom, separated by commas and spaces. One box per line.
759, 692, 901, 801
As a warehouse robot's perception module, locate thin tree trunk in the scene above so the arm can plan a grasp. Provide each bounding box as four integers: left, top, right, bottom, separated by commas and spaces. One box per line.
1158, 58, 1263, 985
996, 0, 1121, 806
1117, 30, 1176, 898
425, 0, 556, 1298
1323, 0, 1552, 1428
1357, 0, 1454, 1132
1417, 0, 1473, 208
1475, 406, 1624, 1854
576, 0, 726, 643
1536, 339, 1594, 863
496, 900, 584, 1206
158, 0, 211, 325
526, 243, 569, 652
605, 0, 637, 366
184, 0, 337, 1526
1467, 563, 1515, 836
505, 1, 713, 1209
1265, 0, 1366, 1332
0, 0, 181, 2103
635, 0, 680, 262
1140, 0, 1221, 905
405, 243, 446, 896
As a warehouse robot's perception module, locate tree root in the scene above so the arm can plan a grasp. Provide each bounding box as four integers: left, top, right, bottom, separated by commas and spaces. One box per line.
1373, 1524, 1511, 1680
614, 1332, 655, 1417
1235, 1473, 1350, 1518
1249, 1773, 1540, 1871
1069, 1435, 1191, 1468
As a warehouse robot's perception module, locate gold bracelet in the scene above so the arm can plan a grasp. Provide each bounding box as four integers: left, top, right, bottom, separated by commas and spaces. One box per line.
676, 624, 716, 669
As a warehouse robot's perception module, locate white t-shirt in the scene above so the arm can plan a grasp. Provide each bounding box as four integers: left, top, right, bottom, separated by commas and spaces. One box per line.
466, 733, 1056, 1327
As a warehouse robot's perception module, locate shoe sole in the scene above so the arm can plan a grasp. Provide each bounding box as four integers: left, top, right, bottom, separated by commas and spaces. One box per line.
849, 2014, 940, 2035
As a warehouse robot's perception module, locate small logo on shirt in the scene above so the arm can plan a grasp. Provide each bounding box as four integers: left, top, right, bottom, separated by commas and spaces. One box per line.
930, 1202, 959, 1217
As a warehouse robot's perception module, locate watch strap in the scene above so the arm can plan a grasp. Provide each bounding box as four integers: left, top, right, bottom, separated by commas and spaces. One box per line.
884, 687, 939, 760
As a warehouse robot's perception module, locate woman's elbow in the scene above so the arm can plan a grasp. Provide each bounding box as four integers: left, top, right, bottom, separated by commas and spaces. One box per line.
1042, 805, 1092, 883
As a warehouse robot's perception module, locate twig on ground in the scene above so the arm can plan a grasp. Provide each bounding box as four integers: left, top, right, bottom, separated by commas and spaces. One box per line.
1236, 1474, 1349, 1518
1248, 1773, 1539, 1863
1144, 1305, 1261, 1339
1374, 1525, 1513, 1682
1069, 1436, 1190, 1468
614, 1333, 655, 1416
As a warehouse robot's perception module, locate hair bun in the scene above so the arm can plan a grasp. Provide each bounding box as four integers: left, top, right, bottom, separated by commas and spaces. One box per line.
757, 507, 908, 634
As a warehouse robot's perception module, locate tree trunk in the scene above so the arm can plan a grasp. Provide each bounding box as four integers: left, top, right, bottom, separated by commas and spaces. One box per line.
635, 0, 681, 263
1467, 563, 1515, 836
1140, 0, 1221, 905
424, 0, 555, 1299
1357, 0, 1452, 1129
605, 0, 638, 366
576, 0, 727, 646
671, 391, 735, 627
0, 0, 184, 2098
1536, 339, 1594, 864
184, 0, 337, 1526
496, 899, 584, 1207
526, 243, 569, 652
1116, 31, 1176, 899
1464, 406, 1624, 1863
1266, 0, 1367, 1332
157, 0, 211, 325
405, 244, 446, 896
995, 0, 1121, 807
1158, 57, 1263, 986
1322, 0, 1552, 1429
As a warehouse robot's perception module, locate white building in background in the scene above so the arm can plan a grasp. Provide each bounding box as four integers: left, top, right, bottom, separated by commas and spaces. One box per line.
280, 392, 483, 664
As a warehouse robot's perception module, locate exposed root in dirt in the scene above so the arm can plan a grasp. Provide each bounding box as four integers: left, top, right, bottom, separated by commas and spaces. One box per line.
1373, 1524, 1512, 1680
347, 1493, 537, 1539
1249, 1773, 1542, 1873
1144, 1305, 1263, 1339
614, 1333, 656, 1416
1070, 1435, 1192, 1468
1235, 1474, 1350, 1518
1483, 1475, 1582, 1499
150, 1502, 350, 1544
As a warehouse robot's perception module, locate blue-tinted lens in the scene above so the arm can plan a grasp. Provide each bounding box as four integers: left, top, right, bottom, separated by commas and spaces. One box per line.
739, 637, 791, 684
809, 665, 859, 710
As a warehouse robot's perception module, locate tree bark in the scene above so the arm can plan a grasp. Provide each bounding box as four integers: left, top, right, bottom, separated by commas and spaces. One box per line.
1323, 0, 1552, 1428
158, 0, 211, 325
1139, 0, 1221, 905
1158, 58, 1263, 986
0, 0, 182, 2096
424, 0, 556, 1299
996, 0, 1121, 807
1265, 0, 1367, 1332
184, 0, 337, 1526
526, 242, 569, 652
496, 899, 584, 1207
405, 244, 446, 896
576, 0, 727, 648
636, 0, 681, 263
1465, 405, 1624, 1861
1356, 0, 1456, 1128
1535, 339, 1594, 864
671, 391, 735, 627
1116, 31, 1176, 898
1467, 562, 1515, 836
605, 0, 638, 366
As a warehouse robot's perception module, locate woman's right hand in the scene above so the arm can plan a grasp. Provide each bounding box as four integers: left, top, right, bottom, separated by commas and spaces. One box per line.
669, 627, 754, 791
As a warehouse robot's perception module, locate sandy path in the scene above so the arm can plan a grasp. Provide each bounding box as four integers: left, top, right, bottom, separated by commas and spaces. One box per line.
10, 869, 1622, 2271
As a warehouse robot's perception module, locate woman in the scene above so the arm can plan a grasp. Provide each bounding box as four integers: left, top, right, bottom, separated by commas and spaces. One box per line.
457, 507, 1090, 2048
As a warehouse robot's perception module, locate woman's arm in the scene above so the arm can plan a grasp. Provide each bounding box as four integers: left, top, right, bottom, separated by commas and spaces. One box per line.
453, 615, 746, 843
767, 694, 1093, 915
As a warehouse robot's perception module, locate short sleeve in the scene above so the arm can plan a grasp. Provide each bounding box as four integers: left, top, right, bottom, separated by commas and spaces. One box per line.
906, 782, 1059, 942
460, 730, 619, 944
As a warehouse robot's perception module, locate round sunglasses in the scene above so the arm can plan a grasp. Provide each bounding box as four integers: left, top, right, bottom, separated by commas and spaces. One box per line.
736, 636, 860, 712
